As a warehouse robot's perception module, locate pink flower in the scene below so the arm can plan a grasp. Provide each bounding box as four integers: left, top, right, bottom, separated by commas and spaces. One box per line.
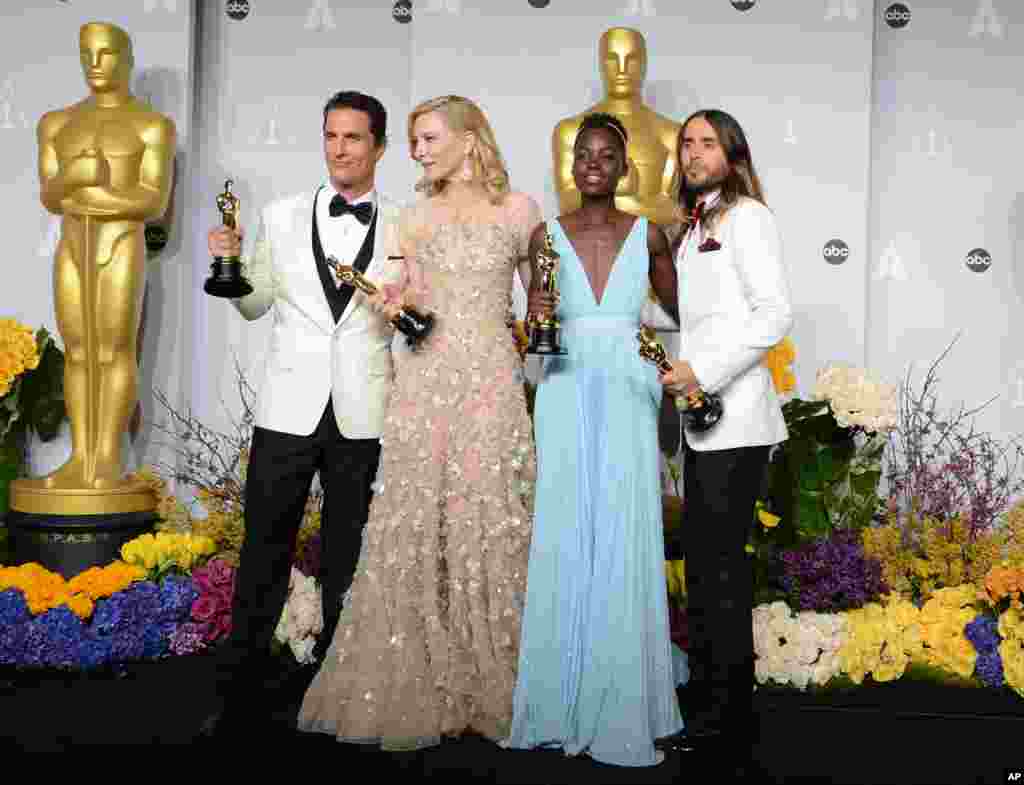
191, 566, 214, 595
192, 594, 220, 622
212, 611, 233, 641
206, 558, 236, 589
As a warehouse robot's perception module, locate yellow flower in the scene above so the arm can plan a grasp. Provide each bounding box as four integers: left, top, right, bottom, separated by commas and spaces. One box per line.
762, 337, 796, 395
757, 508, 781, 530
0, 318, 41, 397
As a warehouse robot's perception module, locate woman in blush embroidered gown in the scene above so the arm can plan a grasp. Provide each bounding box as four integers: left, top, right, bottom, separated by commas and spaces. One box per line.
505, 113, 684, 766
298, 95, 541, 750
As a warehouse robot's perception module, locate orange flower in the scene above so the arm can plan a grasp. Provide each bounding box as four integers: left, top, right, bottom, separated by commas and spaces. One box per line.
762, 337, 796, 395
985, 562, 1024, 609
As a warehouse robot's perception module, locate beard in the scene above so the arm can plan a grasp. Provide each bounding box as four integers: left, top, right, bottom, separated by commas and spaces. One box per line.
683, 162, 729, 196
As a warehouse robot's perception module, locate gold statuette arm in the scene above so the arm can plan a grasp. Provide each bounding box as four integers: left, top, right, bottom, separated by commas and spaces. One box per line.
38, 113, 81, 213
62, 118, 176, 220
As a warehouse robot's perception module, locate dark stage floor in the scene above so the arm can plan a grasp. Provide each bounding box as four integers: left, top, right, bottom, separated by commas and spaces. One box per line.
2, 655, 1022, 784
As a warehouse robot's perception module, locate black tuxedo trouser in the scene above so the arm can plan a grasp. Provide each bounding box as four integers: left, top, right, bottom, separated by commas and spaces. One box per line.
682, 442, 770, 742
215, 399, 381, 702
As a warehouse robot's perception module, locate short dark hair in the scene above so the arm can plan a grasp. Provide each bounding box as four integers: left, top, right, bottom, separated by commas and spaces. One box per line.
576, 112, 629, 155
322, 91, 387, 146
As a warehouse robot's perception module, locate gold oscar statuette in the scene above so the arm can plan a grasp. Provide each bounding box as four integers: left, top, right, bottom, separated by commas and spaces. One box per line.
637, 327, 723, 432
204, 178, 253, 298
553, 28, 683, 228
325, 255, 435, 349
526, 229, 567, 356
12, 21, 176, 517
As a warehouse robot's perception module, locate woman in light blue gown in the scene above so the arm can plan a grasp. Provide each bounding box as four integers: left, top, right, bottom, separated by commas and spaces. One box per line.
505, 114, 684, 766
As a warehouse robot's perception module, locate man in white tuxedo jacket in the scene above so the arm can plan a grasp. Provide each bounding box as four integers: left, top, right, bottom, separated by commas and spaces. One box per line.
660, 109, 793, 763
204, 92, 402, 732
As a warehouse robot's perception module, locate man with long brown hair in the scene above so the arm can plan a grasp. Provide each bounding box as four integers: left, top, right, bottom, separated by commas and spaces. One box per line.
659, 109, 793, 769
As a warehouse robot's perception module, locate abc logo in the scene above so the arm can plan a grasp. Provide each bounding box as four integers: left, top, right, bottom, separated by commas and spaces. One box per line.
528, 0, 551, 7
884, 3, 911, 28
731, 0, 756, 10
225, 0, 250, 20
823, 239, 850, 265
965, 248, 991, 273
392, 0, 412, 23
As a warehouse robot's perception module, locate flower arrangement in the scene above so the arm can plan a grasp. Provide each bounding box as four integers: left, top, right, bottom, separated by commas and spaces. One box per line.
0, 549, 240, 668
884, 335, 1024, 537
0, 567, 197, 668
274, 567, 323, 664
120, 531, 218, 577
0, 319, 66, 518
780, 530, 889, 613
917, 585, 980, 679
752, 601, 848, 689
145, 360, 321, 568
836, 594, 922, 684
862, 512, 1013, 604
0, 561, 146, 618
765, 364, 896, 542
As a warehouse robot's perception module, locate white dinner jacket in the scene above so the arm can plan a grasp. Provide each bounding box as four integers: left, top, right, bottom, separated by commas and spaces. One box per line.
231, 189, 403, 438
677, 195, 793, 452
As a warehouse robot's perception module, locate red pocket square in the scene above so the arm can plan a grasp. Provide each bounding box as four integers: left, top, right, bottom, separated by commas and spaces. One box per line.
698, 237, 722, 253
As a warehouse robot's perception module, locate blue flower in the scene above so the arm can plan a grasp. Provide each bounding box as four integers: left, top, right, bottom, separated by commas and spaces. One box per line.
0, 589, 31, 627
975, 650, 1005, 689
965, 614, 1000, 655
157, 575, 198, 622
36, 607, 87, 668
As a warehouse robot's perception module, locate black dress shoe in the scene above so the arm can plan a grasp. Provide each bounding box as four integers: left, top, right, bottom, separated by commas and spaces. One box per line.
654, 731, 697, 752
199, 710, 222, 737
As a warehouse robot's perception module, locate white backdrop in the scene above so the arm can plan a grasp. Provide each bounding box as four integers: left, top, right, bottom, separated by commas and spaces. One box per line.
1, 0, 1021, 483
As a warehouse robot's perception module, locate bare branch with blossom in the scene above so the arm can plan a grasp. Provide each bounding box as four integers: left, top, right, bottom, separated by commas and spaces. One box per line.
885, 333, 1024, 537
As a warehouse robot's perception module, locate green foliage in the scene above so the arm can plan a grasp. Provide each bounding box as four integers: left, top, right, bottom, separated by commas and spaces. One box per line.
766, 398, 887, 544
0, 328, 66, 444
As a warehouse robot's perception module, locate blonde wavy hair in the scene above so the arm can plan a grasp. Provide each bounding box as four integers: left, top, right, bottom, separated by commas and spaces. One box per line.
408, 95, 510, 203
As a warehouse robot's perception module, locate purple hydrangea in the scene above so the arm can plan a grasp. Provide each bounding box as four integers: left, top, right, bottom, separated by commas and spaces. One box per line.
965, 614, 1004, 688
158, 575, 199, 622
168, 621, 209, 656
975, 650, 1005, 689
0, 589, 31, 628
35, 607, 87, 668
77, 633, 113, 669
780, 530, 889, 612
965, 614, 1000, 654
0, 573, 206, 669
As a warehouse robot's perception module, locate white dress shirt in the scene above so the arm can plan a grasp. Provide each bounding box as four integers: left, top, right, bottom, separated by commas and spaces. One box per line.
315, 184, 377, 281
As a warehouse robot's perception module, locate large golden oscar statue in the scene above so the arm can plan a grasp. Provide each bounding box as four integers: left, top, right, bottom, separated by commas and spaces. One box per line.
553, 28, 682, 228
9, 22, 175, 574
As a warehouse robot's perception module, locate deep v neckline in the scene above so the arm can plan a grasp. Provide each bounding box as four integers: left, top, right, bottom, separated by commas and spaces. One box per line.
555, 216, 639, 308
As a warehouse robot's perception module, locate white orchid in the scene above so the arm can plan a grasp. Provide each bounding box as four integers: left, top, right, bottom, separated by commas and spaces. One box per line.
752, 601, 849, 689
275, 567, 323, 665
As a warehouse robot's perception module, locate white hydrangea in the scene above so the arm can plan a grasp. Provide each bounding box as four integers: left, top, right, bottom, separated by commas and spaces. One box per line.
811, 365, 898, 433
275, 567, 324, 664
753, 602, 849, 689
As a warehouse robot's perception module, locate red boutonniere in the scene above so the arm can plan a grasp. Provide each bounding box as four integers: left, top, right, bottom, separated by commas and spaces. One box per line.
698, 237, 722, 253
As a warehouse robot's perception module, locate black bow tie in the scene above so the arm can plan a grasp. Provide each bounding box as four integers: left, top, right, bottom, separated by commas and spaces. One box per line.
329, 194, 373, 225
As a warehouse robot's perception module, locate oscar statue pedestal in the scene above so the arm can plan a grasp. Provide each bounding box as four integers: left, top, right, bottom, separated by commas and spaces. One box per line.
6, 508, 157, 580
8, 480, 157, 579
